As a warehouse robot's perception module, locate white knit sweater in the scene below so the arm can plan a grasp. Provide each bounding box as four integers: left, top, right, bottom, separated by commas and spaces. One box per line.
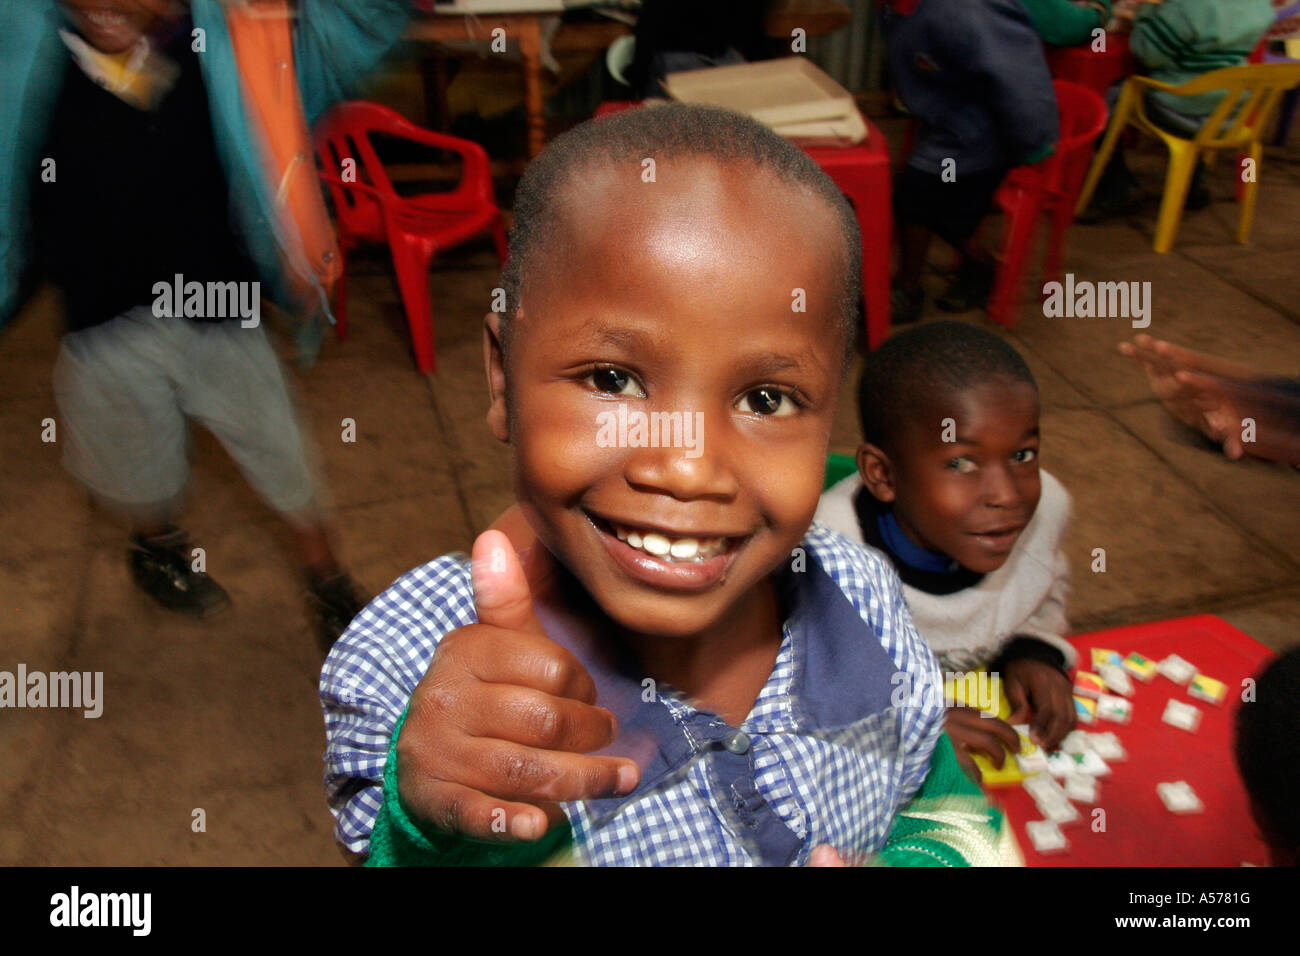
814, 469, 1075, 673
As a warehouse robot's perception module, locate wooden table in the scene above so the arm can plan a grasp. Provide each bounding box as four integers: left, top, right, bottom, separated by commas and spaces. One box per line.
407, 13, 549, 157
407, 14, 632, 159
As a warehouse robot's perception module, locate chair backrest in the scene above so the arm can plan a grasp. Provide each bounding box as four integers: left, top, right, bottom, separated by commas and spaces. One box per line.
313, 101, 406, 232
1160, 62, 1300, 146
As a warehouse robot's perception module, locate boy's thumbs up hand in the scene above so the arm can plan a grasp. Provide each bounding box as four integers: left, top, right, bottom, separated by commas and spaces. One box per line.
397, 530, 640, 844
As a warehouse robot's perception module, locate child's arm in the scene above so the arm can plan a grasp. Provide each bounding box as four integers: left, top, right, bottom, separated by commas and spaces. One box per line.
290, 0, 414, 124
1020, 0, 1112, 47
875, 733, 1022, 866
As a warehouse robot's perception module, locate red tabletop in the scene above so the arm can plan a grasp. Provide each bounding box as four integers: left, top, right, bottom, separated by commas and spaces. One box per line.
1046, 32, 1136, 99
994, 614, 1276, 866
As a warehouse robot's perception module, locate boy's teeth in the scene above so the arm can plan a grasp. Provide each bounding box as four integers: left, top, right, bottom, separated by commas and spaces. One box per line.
641, 533, 671, 557
670, 539, 699, 560
610, 523, 726, 562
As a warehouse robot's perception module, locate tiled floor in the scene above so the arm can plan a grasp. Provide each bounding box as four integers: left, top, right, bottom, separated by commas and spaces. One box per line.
1, 117, 1297, 865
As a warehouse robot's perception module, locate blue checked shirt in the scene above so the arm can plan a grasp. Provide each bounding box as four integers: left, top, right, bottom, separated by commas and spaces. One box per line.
321, 523, 947, 866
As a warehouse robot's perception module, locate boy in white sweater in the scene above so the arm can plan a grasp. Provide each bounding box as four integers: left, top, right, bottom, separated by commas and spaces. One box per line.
816, 322, 1075, 781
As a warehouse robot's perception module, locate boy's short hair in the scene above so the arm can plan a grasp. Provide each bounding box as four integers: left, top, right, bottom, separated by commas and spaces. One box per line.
858, 321, 1037, 452
500, 102, 862, 356
1235, 646, 1300, 852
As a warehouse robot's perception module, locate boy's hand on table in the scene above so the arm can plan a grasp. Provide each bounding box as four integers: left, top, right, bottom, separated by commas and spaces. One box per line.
944, 706, 1021, 783
1003, 657, 1075, 750
397, 530, 640, 844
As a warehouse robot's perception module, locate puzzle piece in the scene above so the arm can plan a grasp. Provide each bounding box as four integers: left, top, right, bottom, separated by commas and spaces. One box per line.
1096, 693, 1132, 724
1087, 732, 1126, 761
1096, 662, 1134, 697
1024, 772, 1066, 805
1188, 674, 1227, 706
1091, 647, 1124, 669
1157, 654, 1197, 686
1162, 697, 1202, 733
1073, 671, 1106, 699
1074, 750, 1110, 777
1073, 695, 1097, 724
1038, 794, 1080, 825
1064, 773, 1097, 804
1026, 819, 1068, 854
1016, 749, 1050, 775
1157, 781, 1203, 814
1046, 751, 1077, 777
1122, 651, 1157, 683
1061, 729, 1092, 756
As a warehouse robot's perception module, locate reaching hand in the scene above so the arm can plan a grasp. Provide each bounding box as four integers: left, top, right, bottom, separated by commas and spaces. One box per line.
1003, 657, 1075, 750
944, 706, 1022, 783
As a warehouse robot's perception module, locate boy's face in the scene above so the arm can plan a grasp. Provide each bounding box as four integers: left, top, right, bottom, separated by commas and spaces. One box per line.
61, 1, 171, 53
861, 379, 1041, 575
486, 156, 847, 641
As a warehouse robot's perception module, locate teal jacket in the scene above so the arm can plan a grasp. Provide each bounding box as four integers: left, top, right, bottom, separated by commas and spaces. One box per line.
0, 0, 412, 334
1131, 0, 1277, 116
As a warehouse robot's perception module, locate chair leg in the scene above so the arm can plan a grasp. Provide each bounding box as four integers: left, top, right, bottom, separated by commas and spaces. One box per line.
1076, 85, 1134, 216
989, 188, 1040, 328
390, 235, 438, 374
1153, 144, 1199, 254
1237, 140, 1262, 245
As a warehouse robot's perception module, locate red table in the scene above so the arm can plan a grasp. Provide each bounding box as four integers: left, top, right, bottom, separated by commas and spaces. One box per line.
996, 614, 1275, 866
1046, 32, 1137, 99
802, 128, 893, 351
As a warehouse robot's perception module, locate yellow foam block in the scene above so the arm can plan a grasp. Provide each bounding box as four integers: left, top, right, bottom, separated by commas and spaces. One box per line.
1188, 674, 1227, 705
1091, 647, 1123, 669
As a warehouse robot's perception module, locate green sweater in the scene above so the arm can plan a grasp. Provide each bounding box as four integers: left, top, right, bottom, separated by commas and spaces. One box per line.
364, 708, 1018, 867
1019, 0, 1112, 47
1131, 0, 1277, 115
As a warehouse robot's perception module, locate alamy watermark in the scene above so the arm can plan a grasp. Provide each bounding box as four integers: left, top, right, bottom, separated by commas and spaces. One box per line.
595, 403, 704, 459
1042, 273, 1151, 328
0, 664, 102, 718
152, 273, 260, 328
891, 669, 1000, 713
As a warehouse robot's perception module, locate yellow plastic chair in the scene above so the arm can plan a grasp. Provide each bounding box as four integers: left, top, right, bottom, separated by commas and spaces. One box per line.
1074, 62, 1300, 253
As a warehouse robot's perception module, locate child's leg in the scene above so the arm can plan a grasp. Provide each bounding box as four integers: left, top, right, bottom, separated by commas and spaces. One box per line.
175, 319, 367, 646
932, 167, 1005, 312
896, 223, 932, 296
51, 308, 230, 615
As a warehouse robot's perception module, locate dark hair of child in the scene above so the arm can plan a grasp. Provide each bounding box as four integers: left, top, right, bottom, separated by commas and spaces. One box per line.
857, 320, 1037, 452
500, 102, 862, 358
1234, 645, 1300, 864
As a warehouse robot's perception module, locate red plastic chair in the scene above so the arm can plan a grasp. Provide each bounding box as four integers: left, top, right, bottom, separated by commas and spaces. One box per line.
314, 101, 507, 373
593, 100, 893, 350
986, 80, 1109, 328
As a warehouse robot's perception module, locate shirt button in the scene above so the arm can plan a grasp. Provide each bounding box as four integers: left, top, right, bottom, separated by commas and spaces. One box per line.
723, 731, 751, 755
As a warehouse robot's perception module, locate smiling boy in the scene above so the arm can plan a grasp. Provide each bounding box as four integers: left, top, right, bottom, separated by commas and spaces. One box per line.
817, 322, 1076, 780
320, 105, 975, 866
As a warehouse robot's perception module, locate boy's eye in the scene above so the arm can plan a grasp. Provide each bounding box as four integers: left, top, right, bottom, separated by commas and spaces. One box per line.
948, 457, 977, 474
741, 386, 795, 417
1014, 448, 1038, 464
588, 366, 645, 398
